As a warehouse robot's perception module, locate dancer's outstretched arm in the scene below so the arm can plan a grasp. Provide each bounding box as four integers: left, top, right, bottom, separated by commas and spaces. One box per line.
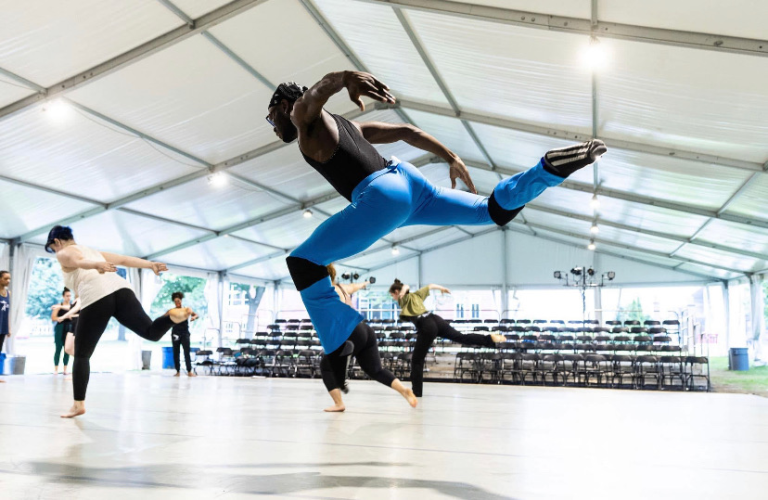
356, 121, 477, 193
293, 71, 395, 124
99, 252, 167, 275
57, 246, 116, 274
338, 281, 369, 296
427, 284, 451, 294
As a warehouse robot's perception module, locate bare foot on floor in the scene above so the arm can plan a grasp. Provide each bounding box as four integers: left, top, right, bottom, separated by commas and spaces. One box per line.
187, 372, 197, 377
61, 403, 86, 418
173, 372, 180, 377
324, 404, 346, 412
168, 307, 193, 324
402, 389, 418, 408
0, 379, 5, 383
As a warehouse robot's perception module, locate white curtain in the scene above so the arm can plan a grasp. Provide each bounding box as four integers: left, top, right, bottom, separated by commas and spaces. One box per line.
0, 243, 8, 273
8, 244, 49, 355
204, 272, 222, 348
750, 274, 766, 361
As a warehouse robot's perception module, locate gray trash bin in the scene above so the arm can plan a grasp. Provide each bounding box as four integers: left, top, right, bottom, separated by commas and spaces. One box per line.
729, 347, 749, 371
9, 356, 26, 375
141, 350, 152, 370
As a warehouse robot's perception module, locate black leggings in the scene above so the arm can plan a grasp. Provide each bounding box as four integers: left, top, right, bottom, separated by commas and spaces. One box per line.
73, 288, 174, 401
320, 322, 396, 392
173, 333, 192, 372
410, 314, 495, 397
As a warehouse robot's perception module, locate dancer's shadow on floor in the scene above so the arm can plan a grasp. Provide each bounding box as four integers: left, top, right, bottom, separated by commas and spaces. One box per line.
18, 461, 517, 500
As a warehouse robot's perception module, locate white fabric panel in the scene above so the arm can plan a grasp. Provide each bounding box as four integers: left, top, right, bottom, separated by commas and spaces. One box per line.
232, 211, 318, 250
163, 236, 273, 271
0, 78, 35, 107
696, 220, 768, 258
408, 11, 593, 133
8, 244, 49, 353
676, 245, 764, 274
208, 0, 356, 116
469, 122, 573, 170
235, 258, 289, 281
677, 263, 740, 281
422, 231, 502, 285
596, 254, 706, 284
405, 110, 486, 163
0, 107, 202, 203
171, 0, 233, 18
598, 38, 768, 163
599, 0, 768, 41
0, 243, 7, 272
69, 35, 275, 163
367, 256, 419, 290
522, 209, 681, 254
597, 150, 750, 211
27, 210, 209, 258
458, 0, 590, 17
342, 242, 413, 270
125, 176, 292, 231
229, 144, 336, 203
724, 174, 768, 222
313, 0, 450, 107
0, 0, 181, 87
0, 179, 95, 239
406, 228, 466, 252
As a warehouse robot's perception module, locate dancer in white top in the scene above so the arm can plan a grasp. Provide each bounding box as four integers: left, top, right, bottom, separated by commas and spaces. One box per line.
45, 225, 191, 418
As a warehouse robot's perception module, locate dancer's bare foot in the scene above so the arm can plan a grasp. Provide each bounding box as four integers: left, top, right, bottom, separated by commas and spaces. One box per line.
168, 307, 192, 324
61, 401, 85, 418
0, 379, 5, 383
324, 404, 346, 412
490, 333, 505, 344
173, 371, 180, 377
187, 372, 197, 377
391, 379, 418, 408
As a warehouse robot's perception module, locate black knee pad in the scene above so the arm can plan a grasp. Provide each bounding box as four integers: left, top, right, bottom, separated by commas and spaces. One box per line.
488, 191, 524, 226
286, 256, 329, 291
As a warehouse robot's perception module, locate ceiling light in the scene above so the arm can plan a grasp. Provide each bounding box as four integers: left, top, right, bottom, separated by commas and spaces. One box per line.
590, 194, 600, 210
590, 223, 599, 234
43, 99, 73, 123
588, 240, 596, 251
207, 172, 227, 188
391, 245, 400, 256
582, 36, 608, 71
303, 209, 313, 219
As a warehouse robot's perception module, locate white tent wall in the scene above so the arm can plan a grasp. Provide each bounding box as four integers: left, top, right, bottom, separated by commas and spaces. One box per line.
8, 244, 50, 356
0, 242, 8, 274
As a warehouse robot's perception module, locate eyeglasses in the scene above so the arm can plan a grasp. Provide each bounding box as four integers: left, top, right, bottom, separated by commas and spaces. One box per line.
265, 114, 275, 127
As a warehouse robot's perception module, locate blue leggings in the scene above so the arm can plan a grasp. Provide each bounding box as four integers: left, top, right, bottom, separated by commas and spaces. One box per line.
289, 158, 564, 353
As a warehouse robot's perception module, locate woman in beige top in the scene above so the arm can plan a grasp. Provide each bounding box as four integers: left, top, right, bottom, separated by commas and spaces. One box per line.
45, 225, 192, 418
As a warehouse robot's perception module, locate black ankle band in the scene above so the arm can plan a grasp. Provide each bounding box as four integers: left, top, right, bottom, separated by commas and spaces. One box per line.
488, 192, 524, 226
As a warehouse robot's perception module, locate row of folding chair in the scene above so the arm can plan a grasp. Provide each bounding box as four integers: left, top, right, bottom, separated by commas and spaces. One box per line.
454, 352, 708, 391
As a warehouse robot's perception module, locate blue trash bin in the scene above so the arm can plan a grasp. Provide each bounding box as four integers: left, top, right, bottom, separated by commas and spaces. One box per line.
729, 347, 749, 371
0, 352, 6, 375
162, 346, 175, 369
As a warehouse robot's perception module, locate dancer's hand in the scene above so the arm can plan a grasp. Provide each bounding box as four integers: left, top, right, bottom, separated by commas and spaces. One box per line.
95, 262, 117, 274
448, 157, 477, 194
343, 71, 396, 111
151, 262, 168, 276
441, 287, 452, 295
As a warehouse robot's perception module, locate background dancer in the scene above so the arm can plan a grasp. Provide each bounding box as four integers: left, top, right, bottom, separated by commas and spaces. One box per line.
51, 287, 77, 375
170, 292, 198, 377
389, 279, 504, 397
0, 270, 9, 383
45, 225, 192, 418
319, 264, 376, 412
267, 71, 605, 396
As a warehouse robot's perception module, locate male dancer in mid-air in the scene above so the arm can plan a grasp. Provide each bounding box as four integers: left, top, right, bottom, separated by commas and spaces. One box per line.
267, 71, 605, 406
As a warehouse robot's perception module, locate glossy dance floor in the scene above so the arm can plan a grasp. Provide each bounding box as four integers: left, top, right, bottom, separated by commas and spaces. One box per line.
1, 373, 767, 499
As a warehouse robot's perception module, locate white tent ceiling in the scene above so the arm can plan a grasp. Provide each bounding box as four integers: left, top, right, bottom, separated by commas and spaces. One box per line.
1, 0, 766, 284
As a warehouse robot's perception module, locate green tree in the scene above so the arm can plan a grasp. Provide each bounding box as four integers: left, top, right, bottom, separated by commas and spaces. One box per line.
230, 283, 265, 337
616, 297, 651, 323
149, 273, 208, 334
25, 257, 65, 319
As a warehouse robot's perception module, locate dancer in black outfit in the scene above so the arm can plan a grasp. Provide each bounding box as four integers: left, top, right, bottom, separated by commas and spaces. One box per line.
170, 292, 199, 377
319, 264, 415, 411
389, 280, 504, 397
51, 287, 78, 375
